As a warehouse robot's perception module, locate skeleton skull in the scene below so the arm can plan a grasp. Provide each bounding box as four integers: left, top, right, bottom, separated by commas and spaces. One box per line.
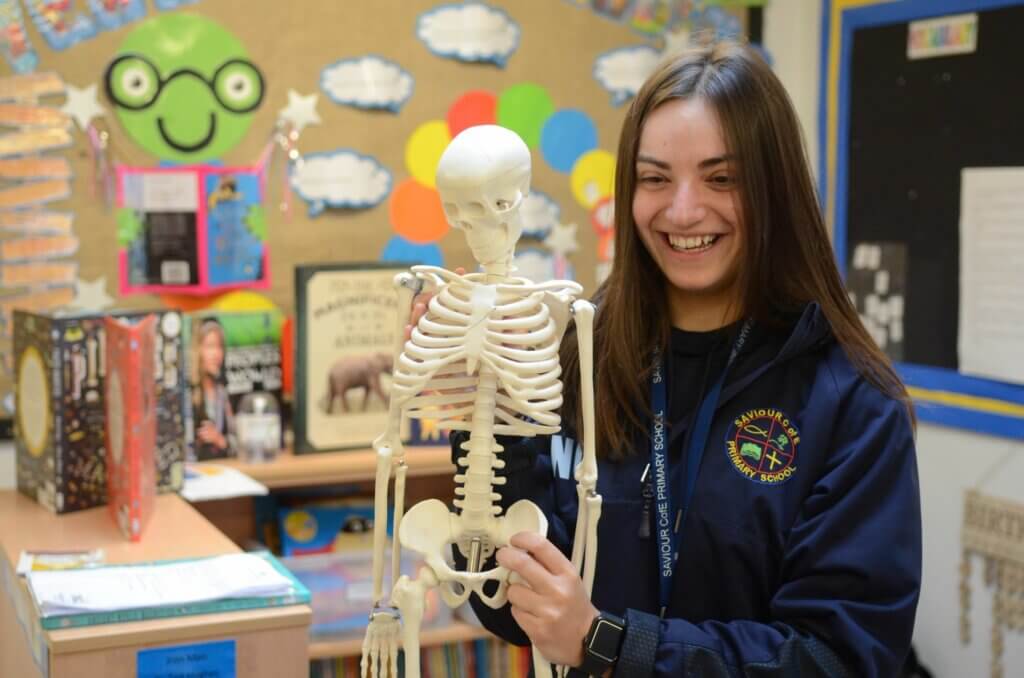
436, 125, 530, 271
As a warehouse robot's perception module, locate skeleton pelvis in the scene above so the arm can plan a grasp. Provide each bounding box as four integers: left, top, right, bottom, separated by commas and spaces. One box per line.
399, 498, 548, 608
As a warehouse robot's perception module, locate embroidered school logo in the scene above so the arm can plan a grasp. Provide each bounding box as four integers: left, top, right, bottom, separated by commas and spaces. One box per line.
725, 408, 799, 485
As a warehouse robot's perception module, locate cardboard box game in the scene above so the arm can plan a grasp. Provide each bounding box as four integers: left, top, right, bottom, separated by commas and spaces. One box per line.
13, 308, 186, 513
104, 315, 157, 541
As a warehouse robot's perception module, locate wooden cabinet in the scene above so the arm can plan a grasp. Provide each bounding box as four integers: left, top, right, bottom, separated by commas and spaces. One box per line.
0, 490, 312, 678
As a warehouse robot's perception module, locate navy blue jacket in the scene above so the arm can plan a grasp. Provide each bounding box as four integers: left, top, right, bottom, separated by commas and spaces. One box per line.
451, 303, 921, 677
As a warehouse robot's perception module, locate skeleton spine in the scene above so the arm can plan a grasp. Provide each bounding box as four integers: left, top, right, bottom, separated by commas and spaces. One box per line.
454, 368, 504, 532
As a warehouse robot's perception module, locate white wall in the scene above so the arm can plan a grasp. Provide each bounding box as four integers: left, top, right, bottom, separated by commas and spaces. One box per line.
763, 0, 821, 183
764, 2, 1024, 676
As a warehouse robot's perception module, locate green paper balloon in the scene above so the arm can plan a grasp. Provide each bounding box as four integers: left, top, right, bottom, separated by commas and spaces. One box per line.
496, 83, 555, 149
105, 13, 264, 162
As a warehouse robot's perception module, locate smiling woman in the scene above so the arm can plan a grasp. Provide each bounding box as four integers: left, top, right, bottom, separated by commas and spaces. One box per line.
102, 13, 265, 163
459, 41, 923, 678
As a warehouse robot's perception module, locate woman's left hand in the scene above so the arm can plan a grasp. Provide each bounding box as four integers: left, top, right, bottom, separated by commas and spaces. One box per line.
497, 531, 599, 667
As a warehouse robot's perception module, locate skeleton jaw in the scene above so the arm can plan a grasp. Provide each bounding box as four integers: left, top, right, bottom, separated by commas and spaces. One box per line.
463, 217, 522, 277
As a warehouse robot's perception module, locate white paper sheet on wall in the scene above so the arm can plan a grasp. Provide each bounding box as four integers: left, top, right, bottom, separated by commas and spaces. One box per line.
958, 168, 1024, 385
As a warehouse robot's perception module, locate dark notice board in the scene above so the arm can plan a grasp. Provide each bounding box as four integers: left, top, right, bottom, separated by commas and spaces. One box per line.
845, 4, 1024, 370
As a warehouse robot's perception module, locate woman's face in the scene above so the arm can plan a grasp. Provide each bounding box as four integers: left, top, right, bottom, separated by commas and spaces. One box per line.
632, 97, 745, 319
199, 330, 224, 378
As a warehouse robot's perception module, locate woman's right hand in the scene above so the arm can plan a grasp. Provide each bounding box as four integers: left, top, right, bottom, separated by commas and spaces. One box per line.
404, 267, 464, 340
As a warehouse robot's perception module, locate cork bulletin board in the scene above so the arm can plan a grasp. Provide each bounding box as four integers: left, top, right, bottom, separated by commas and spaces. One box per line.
0, 0, 755, 437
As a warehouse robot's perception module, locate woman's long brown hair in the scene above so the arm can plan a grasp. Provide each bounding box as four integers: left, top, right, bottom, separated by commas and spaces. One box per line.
560, 41, 914, 461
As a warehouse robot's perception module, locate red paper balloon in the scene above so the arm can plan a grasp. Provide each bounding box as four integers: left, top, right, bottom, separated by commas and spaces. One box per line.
446, 90, 497, 138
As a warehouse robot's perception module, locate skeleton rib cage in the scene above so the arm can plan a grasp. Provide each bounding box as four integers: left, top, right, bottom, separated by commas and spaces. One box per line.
393, 266, 582, 440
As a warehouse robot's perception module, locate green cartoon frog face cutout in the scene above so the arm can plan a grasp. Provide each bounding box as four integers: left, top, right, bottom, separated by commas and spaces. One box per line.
104, 13, 264, 163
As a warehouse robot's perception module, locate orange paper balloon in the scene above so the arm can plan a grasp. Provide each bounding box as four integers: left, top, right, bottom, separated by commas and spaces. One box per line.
389, 178, 450, 244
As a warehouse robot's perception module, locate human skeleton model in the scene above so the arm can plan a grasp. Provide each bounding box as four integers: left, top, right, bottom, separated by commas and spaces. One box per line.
360, 125, 599, 678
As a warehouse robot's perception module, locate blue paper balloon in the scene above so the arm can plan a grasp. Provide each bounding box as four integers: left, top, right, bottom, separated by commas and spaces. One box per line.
381, 235, 444, 267
540, 109, 598, 174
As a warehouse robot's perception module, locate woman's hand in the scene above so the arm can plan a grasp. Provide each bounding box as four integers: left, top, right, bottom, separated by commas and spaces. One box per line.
197, 421, 227, 449
497, 531, 599, 668
405, 267, 465, 340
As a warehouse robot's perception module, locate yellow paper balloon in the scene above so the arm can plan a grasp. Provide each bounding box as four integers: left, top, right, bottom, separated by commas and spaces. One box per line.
211, 290, 279, 312
570, 149, 616, 209
405, 120, 451, 189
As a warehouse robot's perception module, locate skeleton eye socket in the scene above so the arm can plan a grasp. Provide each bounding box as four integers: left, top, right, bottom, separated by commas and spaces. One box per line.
465, 202, 486, 216
494, 199, 511, 211
443, 203, 459, 218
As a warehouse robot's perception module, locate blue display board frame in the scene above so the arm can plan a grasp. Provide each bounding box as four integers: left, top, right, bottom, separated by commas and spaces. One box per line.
820, 0, 1024, 439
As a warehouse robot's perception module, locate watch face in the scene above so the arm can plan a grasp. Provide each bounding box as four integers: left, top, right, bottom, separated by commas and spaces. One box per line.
587, 617, 625, 663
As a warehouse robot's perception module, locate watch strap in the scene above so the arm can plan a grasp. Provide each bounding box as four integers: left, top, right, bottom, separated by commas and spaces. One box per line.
612, 608, 659, 678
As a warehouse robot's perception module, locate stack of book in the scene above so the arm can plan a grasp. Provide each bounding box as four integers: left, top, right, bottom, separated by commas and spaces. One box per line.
25, 551, 309, 630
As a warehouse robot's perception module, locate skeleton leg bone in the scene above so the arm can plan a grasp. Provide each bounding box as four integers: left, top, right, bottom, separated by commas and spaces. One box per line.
392, 566, 440, 678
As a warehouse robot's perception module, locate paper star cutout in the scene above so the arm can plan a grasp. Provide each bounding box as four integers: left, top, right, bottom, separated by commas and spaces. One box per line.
662, 25, 692, 56
69, 277, 114, 312
61, 83, 105, 130
544, 222, 580, 257
277, 90, 321, 133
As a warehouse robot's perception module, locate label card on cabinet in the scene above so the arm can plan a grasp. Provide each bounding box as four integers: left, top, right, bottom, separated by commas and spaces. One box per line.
137, 639, 236, 678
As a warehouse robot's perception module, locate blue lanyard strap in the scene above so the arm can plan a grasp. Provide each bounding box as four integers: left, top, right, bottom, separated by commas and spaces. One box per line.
649, 319, 752, 617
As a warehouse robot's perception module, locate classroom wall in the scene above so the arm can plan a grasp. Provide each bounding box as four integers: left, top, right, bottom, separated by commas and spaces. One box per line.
5, 2, 1023, 675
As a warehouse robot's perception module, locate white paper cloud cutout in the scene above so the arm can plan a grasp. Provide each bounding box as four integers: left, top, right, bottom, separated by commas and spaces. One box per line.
520, 191, 561, 239
290, 150, 392, 217
417, 2, 520, 67
321, 56, 415, 113
514, 247, 559, 284
594, 45, 662, 106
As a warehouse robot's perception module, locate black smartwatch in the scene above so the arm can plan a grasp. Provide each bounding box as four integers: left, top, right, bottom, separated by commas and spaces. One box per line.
570, 611, 626, 677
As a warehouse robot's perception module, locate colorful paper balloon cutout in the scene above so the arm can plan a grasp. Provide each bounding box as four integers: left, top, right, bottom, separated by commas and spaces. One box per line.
447, 90, 497, 137
496, 82, 555, 149
404, 120, 451, 189
571, 149, 616, 209
541, 109, 598, 174
381, 235, 444, 267
389, 178, 450, 244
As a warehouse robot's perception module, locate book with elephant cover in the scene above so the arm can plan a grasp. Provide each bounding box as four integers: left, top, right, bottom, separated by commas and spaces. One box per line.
182, 309, 284, 462
293, 262, 411, 454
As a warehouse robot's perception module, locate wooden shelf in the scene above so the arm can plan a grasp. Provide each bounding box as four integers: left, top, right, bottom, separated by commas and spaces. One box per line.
308, 621, 493, 659
209, 445, 455, 490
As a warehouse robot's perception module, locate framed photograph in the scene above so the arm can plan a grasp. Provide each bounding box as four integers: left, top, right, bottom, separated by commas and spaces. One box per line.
294, 262, 410, 454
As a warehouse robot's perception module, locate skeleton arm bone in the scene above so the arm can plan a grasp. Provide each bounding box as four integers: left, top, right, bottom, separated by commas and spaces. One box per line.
568, 300, 599, 594
370, 272, 420, 605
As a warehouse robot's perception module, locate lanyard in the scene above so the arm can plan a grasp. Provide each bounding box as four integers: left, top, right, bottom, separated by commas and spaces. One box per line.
648, 319, 752, 617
